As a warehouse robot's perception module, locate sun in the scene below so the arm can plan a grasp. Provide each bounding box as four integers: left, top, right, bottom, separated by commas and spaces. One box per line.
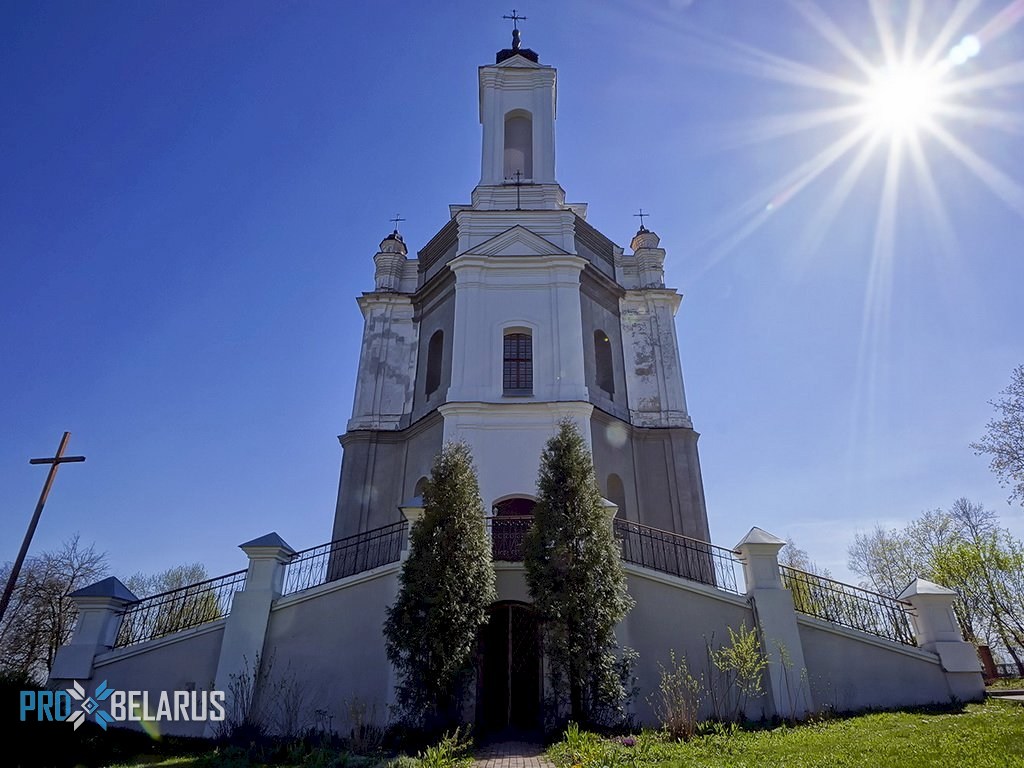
655, 0, 1024, 473
861, 62, 943, 137
676, 3, 1024, 271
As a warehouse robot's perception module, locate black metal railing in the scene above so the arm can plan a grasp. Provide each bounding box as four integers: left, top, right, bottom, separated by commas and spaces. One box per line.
779, 565, 916, 646
614, 519, 744, 594
114, 569, 247, 648
282, 521, 408, 596
486, 515, 534, 561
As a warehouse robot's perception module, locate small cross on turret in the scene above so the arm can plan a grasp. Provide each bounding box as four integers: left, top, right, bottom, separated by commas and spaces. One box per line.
634, 208, 650, 232
503, 9, 527, 50
389, 213, 406, 233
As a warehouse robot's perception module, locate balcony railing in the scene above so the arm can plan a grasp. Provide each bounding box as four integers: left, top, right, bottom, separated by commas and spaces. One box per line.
484, 515, 743, 595
282, 521, 408, 596
614, 519, 744, 595
486, 515, 534, 561
779, 565, 916, 646
114, 569, 247, 648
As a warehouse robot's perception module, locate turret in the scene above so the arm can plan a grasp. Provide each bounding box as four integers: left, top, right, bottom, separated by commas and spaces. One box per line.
373, 230, 408, 292
630, 226, 666, 288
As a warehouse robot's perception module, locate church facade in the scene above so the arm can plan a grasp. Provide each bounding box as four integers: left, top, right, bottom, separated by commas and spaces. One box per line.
50, 34, 984, 740
334, 40, 707, 544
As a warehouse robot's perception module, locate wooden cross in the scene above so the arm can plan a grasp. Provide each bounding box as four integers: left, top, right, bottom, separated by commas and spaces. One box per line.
0, 432, 86, 624
389, 214, 405, 232
634, 208, 650, 230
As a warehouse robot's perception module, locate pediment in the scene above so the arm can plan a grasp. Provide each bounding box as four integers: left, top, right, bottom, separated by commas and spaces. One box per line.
495, 54, 542, 68
470, 226, 570, 258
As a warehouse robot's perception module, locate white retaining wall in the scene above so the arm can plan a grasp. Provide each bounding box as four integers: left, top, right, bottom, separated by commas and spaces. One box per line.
51, 529, 984, 737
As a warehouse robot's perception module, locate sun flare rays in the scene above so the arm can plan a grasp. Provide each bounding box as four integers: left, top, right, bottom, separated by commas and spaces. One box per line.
678, 0, 1024, 269
645, 0, 1024, 478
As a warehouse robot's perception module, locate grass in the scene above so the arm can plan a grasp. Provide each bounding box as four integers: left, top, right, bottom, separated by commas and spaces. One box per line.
104, 729, 473, 768
987, 676, 1024, 690
548, 700, 1024, 768
24, 701, 1024, 768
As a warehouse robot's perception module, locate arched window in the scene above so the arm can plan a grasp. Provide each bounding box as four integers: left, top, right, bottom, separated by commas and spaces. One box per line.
503, 112, 533, 180
606, 474, 626, 520
414, 476, 428, 498
503, 331, 533, 395
594, 330, 614, 396
425, 330, 443, 396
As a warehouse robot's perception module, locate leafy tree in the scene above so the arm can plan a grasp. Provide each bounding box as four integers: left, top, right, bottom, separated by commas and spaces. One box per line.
972, 364, 1024, 506
847, 525, 921, 597
523, 418, 634, 726
123, 563, 219, 642
847, 499, 1024, 674
780, 538, 831, 578
0, 536, 107, 683
779, 538, 833, 619
125, 562, 209, 597
934, 499, 1024, 674
383, 442, 496, 731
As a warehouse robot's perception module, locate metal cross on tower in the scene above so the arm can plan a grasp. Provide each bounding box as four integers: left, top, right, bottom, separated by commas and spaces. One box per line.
634, 208, 650, 230
389, 214, 405, 233
0, 432, 86, 625
503, 9, 527, 50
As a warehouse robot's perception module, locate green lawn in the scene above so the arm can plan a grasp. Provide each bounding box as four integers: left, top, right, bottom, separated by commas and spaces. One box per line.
64, 700, 1024, 768
987, 676, 1024, 690
548, 700, 1024, 768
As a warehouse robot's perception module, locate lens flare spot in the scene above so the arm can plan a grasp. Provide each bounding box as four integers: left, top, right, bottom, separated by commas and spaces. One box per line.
604, 421, 628, 449
949, 34, 982, 66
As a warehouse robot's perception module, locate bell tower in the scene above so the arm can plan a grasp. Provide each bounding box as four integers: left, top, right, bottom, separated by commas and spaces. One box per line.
473, 25, 562, 210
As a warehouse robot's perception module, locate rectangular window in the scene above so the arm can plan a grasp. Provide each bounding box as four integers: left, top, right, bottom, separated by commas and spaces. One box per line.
503, 333, 533, 394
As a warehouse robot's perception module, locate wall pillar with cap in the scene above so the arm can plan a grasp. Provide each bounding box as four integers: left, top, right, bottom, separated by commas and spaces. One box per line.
49, 577, 138, 683
398, 497, 425, 560
734, 527, 814, 720
898, 578, 985, 702
208, 532, 295, 733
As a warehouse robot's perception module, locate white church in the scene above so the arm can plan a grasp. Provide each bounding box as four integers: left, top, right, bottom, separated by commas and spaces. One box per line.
51, 29, 984, 737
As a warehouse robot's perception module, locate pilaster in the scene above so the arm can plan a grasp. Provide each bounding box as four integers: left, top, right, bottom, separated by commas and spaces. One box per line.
348, 293, 418, 431
620, 289, 691, 428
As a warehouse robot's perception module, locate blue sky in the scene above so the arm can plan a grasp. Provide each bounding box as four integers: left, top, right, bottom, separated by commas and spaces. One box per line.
2, 0, 1022, 584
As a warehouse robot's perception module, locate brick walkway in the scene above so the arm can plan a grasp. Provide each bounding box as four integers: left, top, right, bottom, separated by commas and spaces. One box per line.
473, 741, 553, 768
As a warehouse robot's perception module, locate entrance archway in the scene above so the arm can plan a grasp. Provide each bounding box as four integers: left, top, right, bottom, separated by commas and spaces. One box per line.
476, 602, 542, 736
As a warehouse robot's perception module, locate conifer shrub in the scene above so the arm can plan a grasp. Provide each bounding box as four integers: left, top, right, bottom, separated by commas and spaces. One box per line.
384, 442, 496, 733
524, 418, 635, 728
